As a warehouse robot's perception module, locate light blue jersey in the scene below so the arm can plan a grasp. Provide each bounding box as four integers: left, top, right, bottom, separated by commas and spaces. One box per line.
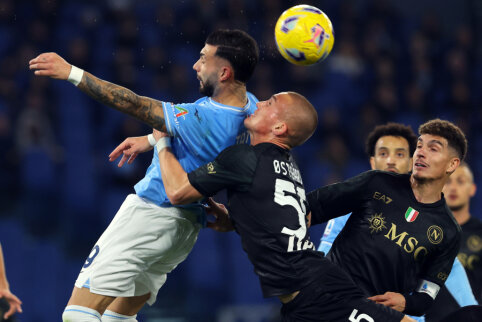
135, 93, 258, 214
319, 215, 478, 321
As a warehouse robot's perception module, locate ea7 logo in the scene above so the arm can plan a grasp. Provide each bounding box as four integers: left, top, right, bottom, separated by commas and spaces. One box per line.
372, 191, 392, 204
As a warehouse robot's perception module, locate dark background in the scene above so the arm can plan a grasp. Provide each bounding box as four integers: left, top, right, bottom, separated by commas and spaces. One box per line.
0, 0, 481, 321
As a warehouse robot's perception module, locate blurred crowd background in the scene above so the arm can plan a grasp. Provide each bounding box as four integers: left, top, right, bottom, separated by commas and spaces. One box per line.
0, 0, 481, 321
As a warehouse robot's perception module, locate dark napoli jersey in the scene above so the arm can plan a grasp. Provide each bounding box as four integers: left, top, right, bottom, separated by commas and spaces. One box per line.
307, 170, 462, 297
188, 143, 328, 297
458, 217, 482, 302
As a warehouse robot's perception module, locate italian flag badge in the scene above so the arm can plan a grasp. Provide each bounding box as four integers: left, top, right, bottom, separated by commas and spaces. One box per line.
405, 207, 419, 222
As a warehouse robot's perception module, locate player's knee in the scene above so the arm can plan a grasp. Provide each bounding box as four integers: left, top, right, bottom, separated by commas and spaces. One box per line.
102, 310, 137, 322
62, 305, 102, 322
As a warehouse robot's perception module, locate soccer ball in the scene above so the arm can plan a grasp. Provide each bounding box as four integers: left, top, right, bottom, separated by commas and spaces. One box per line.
274, 5, 335, 66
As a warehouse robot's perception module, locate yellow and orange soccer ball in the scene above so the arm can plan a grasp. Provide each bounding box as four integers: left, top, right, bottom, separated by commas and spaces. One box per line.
275, 5, 335, 66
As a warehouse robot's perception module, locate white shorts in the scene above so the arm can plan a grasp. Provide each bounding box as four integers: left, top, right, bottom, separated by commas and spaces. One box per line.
75, 194, 202, 305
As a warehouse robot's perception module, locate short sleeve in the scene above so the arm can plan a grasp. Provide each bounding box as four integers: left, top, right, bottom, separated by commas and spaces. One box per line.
188, 144, 258, 197
162, 102, 208, 138
318, 214, 351, 253
422, 230, 462, 287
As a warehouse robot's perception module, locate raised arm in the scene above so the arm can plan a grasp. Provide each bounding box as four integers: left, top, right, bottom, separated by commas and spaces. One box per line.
29, 52, 166, 131
153, 131, 203, 204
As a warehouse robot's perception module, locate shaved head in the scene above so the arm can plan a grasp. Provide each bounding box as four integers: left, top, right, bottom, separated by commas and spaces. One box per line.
281, 92, 318, 147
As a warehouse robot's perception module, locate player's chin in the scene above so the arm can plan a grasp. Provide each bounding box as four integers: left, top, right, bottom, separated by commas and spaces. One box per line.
412, 172, 429, 181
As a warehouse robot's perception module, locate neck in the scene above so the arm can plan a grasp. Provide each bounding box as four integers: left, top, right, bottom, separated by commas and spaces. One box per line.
451, 205, 471, 225
250, 132, 291, 150
410, 175, 445, 204
211, 81, 247, 108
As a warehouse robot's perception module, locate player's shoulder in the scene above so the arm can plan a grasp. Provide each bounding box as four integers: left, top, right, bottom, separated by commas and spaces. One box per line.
464, 216, 482, 231
217, 144, 257, 168
247, 91, 259, 103
443, 204, 463, 235
367, 170, 410, 184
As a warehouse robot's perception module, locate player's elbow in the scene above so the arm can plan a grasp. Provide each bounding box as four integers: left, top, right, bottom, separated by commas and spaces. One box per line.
166, 189, 189, 205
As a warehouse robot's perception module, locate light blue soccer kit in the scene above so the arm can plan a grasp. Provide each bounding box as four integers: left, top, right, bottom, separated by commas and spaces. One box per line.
135, 94, 258, 214
71, 94, 258, 313
319, 215, 478, 321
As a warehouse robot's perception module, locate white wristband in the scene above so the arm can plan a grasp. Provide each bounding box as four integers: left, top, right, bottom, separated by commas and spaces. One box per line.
68, 65, 84, 86
156, 137, 171, 152
147, 134, 157, 146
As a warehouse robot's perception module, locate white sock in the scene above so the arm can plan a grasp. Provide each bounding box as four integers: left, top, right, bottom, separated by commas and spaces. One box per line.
102, 310, 138, 322
63, 305, 102, 321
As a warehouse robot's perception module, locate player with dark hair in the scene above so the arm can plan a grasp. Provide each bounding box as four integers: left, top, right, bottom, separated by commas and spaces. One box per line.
148, 91, 413, 321
319, 122, 477, 321
425, 162, 482, 321
30, 29, 260, 321
320, 122, 417, 253
308, 119, 467, 317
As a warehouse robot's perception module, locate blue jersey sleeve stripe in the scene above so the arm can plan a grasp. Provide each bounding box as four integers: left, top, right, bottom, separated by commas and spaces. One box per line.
162, 101, 174, 136
445, 257, 479, 306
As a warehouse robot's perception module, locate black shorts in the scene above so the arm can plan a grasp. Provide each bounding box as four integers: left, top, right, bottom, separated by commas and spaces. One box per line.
281, 265, 405, 322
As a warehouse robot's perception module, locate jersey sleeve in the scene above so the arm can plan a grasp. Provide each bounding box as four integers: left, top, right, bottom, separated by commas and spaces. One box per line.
162, 101, 208, 138
307, 171, 377, 226
187, 144, 257, 197
421, 229, 462, 290
444, 257, 479, 306
318, 214, 351, 253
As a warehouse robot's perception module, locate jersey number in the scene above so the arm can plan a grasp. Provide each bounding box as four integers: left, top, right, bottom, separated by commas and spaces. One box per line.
349, 309, 374, 322
274, 178, 314, 252
83, 245, 100, 269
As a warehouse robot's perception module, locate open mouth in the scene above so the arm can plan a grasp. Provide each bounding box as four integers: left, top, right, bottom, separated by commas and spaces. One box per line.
414, 161, 427, 168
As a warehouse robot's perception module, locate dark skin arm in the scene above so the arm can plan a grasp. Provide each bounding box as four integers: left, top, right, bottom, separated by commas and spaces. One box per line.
29, 52, 166, 131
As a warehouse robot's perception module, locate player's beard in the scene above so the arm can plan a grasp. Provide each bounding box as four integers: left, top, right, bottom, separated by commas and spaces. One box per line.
412, 173, 435, 185
199, 78, 215, 97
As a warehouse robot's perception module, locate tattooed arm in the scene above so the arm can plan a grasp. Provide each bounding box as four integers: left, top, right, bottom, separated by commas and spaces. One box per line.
29, 52, 166, 131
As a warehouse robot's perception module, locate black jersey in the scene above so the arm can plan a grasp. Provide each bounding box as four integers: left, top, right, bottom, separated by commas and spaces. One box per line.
424, 285, 459, 321
307, 170, 462, 297
188, 143, 326, 297
458, 217, 482, 302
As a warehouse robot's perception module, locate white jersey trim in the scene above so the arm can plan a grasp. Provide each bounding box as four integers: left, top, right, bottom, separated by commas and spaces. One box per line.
208, 97, 252, 113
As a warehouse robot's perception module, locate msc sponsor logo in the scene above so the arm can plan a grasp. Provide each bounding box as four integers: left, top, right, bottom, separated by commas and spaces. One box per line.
458, 253, 480, 271
368, 213, 386, 233
384, 223, 428, 260
427, 225, 443, 244
372, 191, 393, 204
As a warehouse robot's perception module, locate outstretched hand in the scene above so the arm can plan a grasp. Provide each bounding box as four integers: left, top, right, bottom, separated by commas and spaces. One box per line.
205, 198, 234, 232
0, 289, 22, 319
109, 136, 153, 167
368, 291, 406, 312
29, 52, 72, 80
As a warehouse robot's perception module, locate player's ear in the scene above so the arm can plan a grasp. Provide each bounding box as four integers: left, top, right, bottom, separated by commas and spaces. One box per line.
446, 157, 460, 175
369, 156, 376, 170
470, 183, 477, 198
219, 66, 232, 82
272, 122, 287, 136
408, 157, 413, 172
